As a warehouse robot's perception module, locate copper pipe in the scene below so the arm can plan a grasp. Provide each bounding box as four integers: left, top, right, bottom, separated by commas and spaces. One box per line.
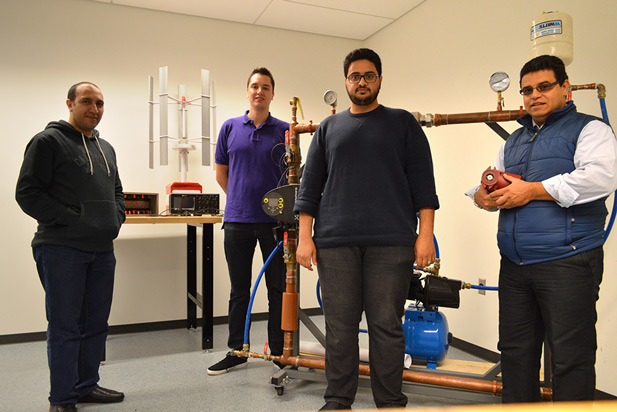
570, 83, 607, 99
292, 122, 319, 134
570, 83, 597, 91
281, 229, 298, 358
241, 352, 553, 400
281, 292, 298, 331
433, 108, 526, 127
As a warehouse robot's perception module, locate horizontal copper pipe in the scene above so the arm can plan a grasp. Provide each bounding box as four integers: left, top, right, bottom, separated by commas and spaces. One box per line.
266, 354, 553, 400
293, 122, 319, 134
233, 350, 554, 400
433, 108, 525, 127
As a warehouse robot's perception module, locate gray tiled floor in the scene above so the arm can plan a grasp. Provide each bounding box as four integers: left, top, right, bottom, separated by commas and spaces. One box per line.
1, 315, 492, 411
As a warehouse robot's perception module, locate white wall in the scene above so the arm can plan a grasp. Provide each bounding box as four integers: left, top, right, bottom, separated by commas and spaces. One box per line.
366, 0, 617, 395
1, 0, 615, 395
0, 0, 358, 334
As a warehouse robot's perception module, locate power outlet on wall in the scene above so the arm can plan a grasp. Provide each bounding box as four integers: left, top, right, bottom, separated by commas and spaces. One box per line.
478, 278, 486, 295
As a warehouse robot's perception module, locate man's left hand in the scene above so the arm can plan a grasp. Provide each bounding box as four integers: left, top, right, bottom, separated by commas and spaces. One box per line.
414, 233, 435, 269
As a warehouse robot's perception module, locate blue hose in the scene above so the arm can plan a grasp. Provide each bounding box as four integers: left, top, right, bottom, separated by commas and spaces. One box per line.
316, 279, 322, 309
600, 97, 610, 125
243, 241, 284, 347
470, 284, 499, 291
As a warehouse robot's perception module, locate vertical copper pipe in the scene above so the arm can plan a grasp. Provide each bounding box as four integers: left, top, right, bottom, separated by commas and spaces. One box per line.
288, 102, 300, 184
282, 228, 298, 358
279, 100, 320, 360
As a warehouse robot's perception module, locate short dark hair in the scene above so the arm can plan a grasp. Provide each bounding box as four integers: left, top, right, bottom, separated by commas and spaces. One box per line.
519, 55, 568, 86
343, 48, 382, 77
247, 67, 275, 90
67, 82, 100, 102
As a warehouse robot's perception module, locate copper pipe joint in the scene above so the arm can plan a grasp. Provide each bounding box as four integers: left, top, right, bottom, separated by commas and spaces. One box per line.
293, 122, 319, 134
282, 332, 295, 358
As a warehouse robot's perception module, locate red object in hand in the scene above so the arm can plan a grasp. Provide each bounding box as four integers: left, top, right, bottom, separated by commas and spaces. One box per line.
481, 167, 521, 192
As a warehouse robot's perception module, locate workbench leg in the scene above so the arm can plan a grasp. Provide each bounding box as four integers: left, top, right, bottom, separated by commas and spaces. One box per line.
202, 224, 214, 350
187, 225, 197, 330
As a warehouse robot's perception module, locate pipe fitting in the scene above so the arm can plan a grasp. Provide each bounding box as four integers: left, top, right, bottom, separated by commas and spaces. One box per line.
597, 83, 607, 99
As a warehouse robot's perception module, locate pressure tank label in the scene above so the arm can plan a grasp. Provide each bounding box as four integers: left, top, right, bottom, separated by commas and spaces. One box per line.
530, 19, 562, 40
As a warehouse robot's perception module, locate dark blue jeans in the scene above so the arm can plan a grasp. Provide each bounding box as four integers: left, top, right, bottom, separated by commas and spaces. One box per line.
223, 222, 285, 354
33, 245, 116, 406
317, 246, 412, 408
498, 247, 603, 402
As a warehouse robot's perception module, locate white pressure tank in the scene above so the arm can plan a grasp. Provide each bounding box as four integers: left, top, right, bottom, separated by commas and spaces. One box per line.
529, 11, 573, 66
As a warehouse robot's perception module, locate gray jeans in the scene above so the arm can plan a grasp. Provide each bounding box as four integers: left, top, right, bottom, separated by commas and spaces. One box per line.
317, 246, 412, 408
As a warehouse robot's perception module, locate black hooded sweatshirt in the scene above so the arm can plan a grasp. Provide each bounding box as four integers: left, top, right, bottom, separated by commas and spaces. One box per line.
16, 120, 125, 252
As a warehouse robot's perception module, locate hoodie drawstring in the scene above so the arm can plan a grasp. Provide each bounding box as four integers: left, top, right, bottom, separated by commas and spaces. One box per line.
81, 132, 111, 177
94, 135, 111, 177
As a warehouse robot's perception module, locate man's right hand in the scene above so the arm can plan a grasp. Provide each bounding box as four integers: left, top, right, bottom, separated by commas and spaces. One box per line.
474, 185, 499, 211
296, 236, 317, 271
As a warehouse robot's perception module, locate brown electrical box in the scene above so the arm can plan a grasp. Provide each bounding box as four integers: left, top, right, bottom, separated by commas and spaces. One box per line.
124, 192, 159, 215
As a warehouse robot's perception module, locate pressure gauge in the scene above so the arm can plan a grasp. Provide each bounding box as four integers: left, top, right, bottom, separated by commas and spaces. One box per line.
323, 90, 337, 107
489, 72, 510, 92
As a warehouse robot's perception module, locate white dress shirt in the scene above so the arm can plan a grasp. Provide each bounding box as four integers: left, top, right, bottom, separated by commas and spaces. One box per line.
466, 119, 617, 208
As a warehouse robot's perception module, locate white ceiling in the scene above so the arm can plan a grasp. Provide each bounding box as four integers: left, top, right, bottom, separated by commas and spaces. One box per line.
92, 0, 425, 40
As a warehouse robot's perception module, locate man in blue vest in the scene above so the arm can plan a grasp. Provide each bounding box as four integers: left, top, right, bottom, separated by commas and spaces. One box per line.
471, 55, 617, 402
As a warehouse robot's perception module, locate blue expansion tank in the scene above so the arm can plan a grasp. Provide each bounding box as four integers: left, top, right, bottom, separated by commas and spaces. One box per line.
404, 304, 451, 369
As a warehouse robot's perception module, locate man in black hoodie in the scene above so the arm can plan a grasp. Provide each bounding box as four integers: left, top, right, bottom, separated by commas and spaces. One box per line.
16, 82, 125, 412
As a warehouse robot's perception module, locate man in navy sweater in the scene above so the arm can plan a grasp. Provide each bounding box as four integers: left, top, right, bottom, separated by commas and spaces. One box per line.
471, 55, 617, 402
295, 48, 439, 410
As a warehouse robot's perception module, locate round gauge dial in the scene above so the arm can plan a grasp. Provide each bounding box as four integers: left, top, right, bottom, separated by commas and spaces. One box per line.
323, 90, 337, 106
489, 72, 510, 92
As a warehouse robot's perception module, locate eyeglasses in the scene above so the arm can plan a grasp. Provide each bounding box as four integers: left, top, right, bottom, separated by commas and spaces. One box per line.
519, 81, 560, 96
346, 72, 379, 84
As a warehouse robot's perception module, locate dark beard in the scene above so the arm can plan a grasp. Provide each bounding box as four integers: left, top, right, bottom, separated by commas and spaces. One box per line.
347, 85, 380, 106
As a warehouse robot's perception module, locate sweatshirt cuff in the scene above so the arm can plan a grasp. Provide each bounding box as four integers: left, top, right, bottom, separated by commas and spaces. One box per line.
293, 200, 318, 217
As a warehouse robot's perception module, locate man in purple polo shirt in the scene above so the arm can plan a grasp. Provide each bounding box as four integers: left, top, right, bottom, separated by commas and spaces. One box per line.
208, 67, 288, 375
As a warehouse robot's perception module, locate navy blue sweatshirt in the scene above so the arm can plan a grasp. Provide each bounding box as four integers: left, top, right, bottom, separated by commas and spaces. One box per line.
294, 105, 439, 248
16, 120, 125, 252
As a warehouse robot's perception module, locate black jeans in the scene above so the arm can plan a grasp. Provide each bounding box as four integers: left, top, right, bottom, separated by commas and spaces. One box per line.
498, 247, 603, 402
223, 222, 285, 354
317, 246, 412, 408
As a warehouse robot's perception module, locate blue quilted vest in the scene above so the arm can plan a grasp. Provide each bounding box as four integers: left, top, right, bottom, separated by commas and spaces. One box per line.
498, 101, 607, 265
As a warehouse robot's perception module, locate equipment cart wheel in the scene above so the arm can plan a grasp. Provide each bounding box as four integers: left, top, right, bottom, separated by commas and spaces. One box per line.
275, 385, 284, 396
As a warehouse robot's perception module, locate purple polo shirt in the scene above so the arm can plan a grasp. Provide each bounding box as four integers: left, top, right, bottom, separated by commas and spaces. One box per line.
215, 111, 288, 223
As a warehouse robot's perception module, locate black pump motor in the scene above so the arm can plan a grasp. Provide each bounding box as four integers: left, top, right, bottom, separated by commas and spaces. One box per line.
408, 274, 462, 309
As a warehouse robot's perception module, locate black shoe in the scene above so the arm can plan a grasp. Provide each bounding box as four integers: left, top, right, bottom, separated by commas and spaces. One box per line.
78, 386, 124, 403
49, 405, 77, 412
207, 351, 247, 375
319, 401, 351, 410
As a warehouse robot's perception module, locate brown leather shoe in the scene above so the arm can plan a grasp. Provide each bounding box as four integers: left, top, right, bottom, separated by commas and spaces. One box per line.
78, 386, 124, 403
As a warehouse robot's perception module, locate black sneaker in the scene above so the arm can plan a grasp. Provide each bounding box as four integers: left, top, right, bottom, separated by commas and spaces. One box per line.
207, 352, 247, 375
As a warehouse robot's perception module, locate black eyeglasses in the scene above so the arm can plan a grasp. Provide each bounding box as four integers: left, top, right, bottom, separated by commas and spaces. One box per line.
346, 72, 379, 84
520, 81, 560, 96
